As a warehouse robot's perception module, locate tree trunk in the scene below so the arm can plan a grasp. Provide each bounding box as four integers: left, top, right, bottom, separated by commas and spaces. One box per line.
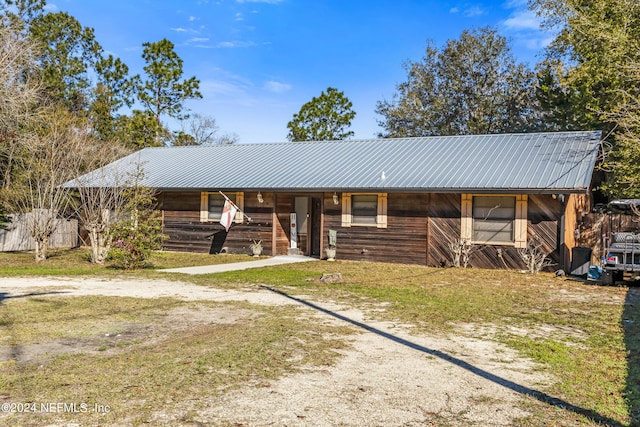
88, 226, 110, 264
34, 236, 48, 262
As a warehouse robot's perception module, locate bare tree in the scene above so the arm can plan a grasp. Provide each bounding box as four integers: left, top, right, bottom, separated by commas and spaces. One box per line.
74, 145, 132, 263
174, 113, 237, 146
0, 25, 42, 190
6, 108, 107, 261
449, 238, 473, 268
518, 238, 553, 274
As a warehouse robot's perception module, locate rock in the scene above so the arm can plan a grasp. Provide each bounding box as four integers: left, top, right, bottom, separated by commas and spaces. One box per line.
320, 273, 342, 283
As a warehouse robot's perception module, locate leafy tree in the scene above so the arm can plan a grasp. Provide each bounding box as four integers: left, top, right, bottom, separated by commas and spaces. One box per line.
29, 11, 102, 111
119, 110, 169, 149
0, 0, 46, 32
136, 38, 202, 145
287, 87, 356, 141
599, 66, 640, 197
91, 54, 136, 142
2, 1, 135, 141
530, 0, 640, 197
376, 27, 539, 137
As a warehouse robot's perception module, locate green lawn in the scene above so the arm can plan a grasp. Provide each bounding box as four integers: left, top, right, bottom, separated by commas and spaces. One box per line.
0, 248, 637, 426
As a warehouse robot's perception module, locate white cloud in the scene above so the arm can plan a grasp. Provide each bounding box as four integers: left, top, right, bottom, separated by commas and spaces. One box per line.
215, 40, 257, 48
523, 35, 554, 50
171, 27, 188, 32
463, 6, 485, 17
503, 9, 541, 31
449, 4, 485, 17
500, 1, 555, 61
264, 81, 291, 93
43, 3, 57, 11
188, 40, 259, 49
235, 12, 244, 21
505, 0, 528, 7
189, 16, 199, 22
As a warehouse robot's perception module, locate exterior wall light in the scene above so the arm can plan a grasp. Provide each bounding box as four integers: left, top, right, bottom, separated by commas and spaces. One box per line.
257, 192, 264, 203
333, 192, 339, 205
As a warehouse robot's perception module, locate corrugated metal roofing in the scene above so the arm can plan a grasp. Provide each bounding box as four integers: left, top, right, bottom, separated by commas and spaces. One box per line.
72, 131, 602, 193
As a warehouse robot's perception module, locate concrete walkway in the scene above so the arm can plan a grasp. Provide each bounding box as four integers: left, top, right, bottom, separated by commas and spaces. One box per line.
158, 255, 318, 275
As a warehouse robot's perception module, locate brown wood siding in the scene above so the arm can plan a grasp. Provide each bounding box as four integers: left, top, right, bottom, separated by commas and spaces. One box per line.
465, 194, 562, 270
324, 193, 428, 265
158, 190, 566, 271
562, 193, 590, 266
426, 193, 563, 270
427, 193, 461, 267
274, 194, 292, 255
160, 191, 274, 255
527, 194, 562, 269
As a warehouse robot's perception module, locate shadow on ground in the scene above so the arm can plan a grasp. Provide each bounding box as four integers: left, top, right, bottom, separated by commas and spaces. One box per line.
0, 290, 69, 362
624, 286, 640, 426
262, 285, 627, 427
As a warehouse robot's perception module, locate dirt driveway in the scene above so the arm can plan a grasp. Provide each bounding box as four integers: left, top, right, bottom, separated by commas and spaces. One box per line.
0, 277, 551, 426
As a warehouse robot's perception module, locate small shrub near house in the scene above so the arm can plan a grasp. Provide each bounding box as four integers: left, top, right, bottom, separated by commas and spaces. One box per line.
108, 186, 165, 269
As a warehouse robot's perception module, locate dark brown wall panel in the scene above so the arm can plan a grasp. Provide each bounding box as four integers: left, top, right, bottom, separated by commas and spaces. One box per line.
323, 193, 428, 265
160, 191, 274, 255
427, 193, 461, 267
158, 190, 565, 271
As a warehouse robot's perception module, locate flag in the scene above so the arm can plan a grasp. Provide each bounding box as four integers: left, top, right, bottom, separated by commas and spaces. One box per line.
220, 199, 237, 232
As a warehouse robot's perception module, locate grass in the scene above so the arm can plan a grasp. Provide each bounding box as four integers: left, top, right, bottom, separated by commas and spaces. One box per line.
190, 260, 637, 426
0, 249, 637, 426
0, 296, 354, 426
0, 248, 255, 277
0, 295, 183, 343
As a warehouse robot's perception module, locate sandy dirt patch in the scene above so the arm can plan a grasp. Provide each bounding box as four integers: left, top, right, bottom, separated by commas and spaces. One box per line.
0, 277, 552, 426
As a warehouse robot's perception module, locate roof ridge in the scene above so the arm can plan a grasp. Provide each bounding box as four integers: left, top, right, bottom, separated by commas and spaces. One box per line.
137, 130, 601, 150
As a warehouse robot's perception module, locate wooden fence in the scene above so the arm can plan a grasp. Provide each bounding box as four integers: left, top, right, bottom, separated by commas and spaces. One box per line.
0, 213, 78, 252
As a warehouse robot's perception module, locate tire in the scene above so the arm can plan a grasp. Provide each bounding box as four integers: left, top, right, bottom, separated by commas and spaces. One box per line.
601, 270, 615, 286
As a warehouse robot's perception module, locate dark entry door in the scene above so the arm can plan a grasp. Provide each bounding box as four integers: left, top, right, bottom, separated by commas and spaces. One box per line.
310, 197, 321, 257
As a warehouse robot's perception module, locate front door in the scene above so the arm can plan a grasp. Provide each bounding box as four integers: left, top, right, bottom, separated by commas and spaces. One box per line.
293, 196, 322, 257
310, 197, 321, 257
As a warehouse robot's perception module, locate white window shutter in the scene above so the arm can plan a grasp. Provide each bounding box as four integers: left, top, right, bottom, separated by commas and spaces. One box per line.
514, 195, 528, 248
235, 192, 244, 224
341, 193, 352, 227
376, 193, 388, 228
460, 194, 472, 241
200, 192, 208, 222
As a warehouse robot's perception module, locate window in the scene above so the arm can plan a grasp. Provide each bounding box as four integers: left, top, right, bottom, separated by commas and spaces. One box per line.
473, 196, 515, 243
200, 192, 244, 223
341, 193, 387, 228
352, 194, 378, 225
461, 194, 527, 247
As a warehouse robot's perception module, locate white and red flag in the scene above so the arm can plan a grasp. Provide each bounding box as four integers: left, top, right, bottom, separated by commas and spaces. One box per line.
220, 199, 237, 232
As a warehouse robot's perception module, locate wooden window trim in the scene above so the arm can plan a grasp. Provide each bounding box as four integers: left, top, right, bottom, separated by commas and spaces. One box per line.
200, 192, 244, 224
461, 194, 527, 247
341, 193, 387, 228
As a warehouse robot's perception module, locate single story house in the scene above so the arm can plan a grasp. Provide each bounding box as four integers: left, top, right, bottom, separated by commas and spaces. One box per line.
75, 130, 602, 270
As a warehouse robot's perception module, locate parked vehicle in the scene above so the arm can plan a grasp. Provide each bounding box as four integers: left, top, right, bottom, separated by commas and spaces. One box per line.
601, 199, 640, 285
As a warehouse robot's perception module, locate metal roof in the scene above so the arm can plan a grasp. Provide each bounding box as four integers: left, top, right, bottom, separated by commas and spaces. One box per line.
72, 131, 602, 194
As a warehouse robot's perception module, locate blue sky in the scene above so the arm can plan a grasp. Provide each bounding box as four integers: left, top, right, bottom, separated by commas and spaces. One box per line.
47, 0, 551, 143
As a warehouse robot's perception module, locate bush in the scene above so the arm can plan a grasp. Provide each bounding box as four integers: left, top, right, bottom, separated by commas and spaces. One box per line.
107, 186, 165, 269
